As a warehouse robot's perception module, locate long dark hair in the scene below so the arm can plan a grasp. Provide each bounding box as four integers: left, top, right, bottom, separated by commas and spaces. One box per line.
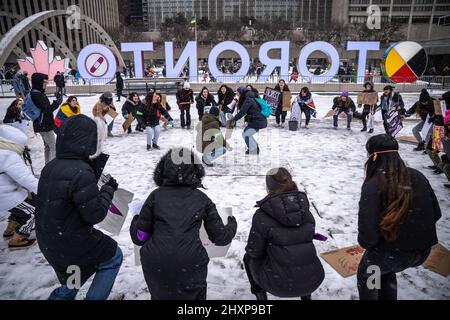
266, 168, 299, 194
364, 134, 413, 241
300, 86, 311, 98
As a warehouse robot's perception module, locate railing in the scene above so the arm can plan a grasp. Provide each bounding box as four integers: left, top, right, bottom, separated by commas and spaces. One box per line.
1, 75, 449, 97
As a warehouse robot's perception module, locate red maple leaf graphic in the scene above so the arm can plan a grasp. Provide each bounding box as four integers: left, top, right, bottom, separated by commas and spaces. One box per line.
18, 40, 69, 81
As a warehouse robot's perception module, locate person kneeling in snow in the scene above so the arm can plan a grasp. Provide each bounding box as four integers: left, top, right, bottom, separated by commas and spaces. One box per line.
130, 148, 237, 300
196, 106, 232, 167
244, 168, 325, 300
0, 125, 38, 249
35, 114, 122, 300
332, 91, 356, 130
54, 96, 80, 134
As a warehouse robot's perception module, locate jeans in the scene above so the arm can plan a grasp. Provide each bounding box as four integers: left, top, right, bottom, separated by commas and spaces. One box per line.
146, 125, 161, 146
180, 108, 191, 128
40, 131, 56, 164
357, 248, 430, 300
48, 247, 123, 300
243, 127, 259, 152
333, 110, 353, 128
301, 108, 311, 126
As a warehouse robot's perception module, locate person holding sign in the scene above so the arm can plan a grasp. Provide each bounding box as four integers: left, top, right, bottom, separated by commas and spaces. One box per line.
36, 114, 123, 300
93, 92, 117, 138
244, 168, 325, 300
357, 134, 441, 300
130, 148, 237, 300
357, 82, 378, 133
379, 85, 405, 137
405, 89, 436, 151
274, 80, 291, 128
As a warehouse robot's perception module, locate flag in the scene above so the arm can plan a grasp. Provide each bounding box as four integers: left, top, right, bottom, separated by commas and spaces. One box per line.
191, 17, 197, 24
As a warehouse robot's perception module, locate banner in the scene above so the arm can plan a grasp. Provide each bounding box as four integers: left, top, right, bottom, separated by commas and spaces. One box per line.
386, 108, 403, 137
432, 125, 445, 152
421, 114, 432, 141
97, 174, 134, 236
263, 87, 281, 115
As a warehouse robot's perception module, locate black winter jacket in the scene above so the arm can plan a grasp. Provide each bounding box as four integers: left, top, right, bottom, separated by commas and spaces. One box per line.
176, 88, 194, 110
234, 91, 267, 130
121, 99, 139, 118
116, 75, 124, 91
35, 114, 117, 285
245, 191, 325, 298
217, 86, 235, 112
196, 92, 216, 111
130, 151, 237, 300
31, 73, 61, 133
358, 168, 441, 252
142, 103, 173, 128
332, 97, 356, 113
406, 99, 436, 122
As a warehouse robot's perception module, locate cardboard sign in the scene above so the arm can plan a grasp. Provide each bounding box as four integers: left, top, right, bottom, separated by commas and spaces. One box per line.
324, 109, 336, 118
104, 109, 118, 126
398, 135, 418, 144
422, 243, 450, 277
96, 174, 134, 236
432, 125, 445, 152
434, 100, 443, 116
263, 87, 281, 115
421, 114, 433, 141
320, 245, 365, 277
282, 91, 292, 112
357, 92, 378, 105
122, 115, 135, 132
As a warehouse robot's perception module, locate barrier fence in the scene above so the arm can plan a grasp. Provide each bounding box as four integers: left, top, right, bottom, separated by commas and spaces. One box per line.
1, 75, 450, 97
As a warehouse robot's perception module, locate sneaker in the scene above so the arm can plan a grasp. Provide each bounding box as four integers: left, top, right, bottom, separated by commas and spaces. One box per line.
146, 144, 152, 151
152, 143, 161, 150
3, 220, 18, 239
8, 234, 36, 250
368, 129, 374, 134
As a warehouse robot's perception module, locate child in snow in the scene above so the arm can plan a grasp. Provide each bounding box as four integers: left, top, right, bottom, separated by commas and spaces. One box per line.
142, 92, 173, 150
332, 91, 356, 130
196, 106, 232, 167
244, 167, 325, 300
0, 125, 38, 249
54, 96, 81, 133
130, 148, 237, 300
35, 114, 122, 300
357, 134, 441, 300
292, 87, 316, 129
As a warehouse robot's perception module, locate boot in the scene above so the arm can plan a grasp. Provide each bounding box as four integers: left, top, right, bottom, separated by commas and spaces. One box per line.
434, 168, 443, 175
127, 127, 132, 134
3, 220, 18, 239
428, 165, 437, 170
254, 291, 268, 300
8, 233, 36, 250
360, 126, 367, 132
107, 131, 114, 138
414, 142, 425, 151
152, 143, 161, 150
368, 128, 374, 134
146, 144, 152, 151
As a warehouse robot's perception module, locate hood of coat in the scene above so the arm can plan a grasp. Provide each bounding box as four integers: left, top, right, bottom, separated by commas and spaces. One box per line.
202, 113, 219, 126
0, 124, 28, 147
256, 191, 308, 227
31, 73, 48, 92
154, 148, 205, 188
56, 114, 98, 160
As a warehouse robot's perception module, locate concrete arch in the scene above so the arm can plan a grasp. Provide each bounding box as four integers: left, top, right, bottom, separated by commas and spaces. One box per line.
0, 11, 77, 67
0, 10, 124, 68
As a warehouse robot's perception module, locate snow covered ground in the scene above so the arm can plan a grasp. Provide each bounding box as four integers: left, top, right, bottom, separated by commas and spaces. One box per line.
0, 92, 448, 300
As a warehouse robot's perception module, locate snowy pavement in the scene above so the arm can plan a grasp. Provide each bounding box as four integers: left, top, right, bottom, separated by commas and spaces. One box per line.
0, 92, 448, 300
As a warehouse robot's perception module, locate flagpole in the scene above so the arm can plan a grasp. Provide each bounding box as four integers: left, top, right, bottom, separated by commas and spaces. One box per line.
195, 16, 197, 42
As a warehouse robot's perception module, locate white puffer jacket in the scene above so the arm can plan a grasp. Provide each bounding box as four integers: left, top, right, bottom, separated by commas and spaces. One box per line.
0, 125, 38, 212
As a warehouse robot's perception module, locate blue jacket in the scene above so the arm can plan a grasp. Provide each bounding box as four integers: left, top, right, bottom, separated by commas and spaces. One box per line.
12, 74, 25, 93
234, 91, 267, 130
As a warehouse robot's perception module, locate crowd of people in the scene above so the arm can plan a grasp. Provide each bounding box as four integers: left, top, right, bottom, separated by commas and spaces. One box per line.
0, 70, 448, 301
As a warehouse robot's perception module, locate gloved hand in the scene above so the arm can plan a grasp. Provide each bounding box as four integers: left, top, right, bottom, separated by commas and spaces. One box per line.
104, 177, 119, 192
169, 120, 175, 127
227, 216, 237, 226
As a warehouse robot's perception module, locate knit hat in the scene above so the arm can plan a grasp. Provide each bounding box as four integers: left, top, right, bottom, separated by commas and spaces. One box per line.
444, 110, 450, 125
341, 90, 349, 98
237, 86, 247, 95
419, 88, 430, 102
209, 106, 220, 117
183, 82, 191, 89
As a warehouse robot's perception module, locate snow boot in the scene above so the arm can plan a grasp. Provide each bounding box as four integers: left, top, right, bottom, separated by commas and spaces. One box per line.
146, 144, 152, 151
3, 220, 18, 239
8, 233, 36, 250
414, 142, 425, 151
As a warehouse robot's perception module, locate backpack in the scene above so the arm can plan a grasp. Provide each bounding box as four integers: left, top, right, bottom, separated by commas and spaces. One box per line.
22, 89, 43, 122
255, 98, 272, 118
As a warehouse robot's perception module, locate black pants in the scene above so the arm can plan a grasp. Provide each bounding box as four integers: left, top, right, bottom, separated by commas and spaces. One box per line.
197, 106, 205, 121
382, 110, 389, 134
301, 108, 311, 126
357, 248, 430, 300
180, 108, 192, 128
8, 194, 37, 237
116, 90, 127, 101
243, 254, 311, 300
275, 108, 287, 124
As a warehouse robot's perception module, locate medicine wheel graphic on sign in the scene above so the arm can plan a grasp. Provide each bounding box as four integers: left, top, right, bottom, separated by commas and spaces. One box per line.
383, 41, 427, 84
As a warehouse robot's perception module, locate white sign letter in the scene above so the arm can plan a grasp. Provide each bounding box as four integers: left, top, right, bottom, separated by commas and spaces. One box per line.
298, 41, 339, 84
208, 41, 250, 83
258, 41, 290, 82
347, 41, 380, 83
121, 42, 154, 78
165, 41, 197, 82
